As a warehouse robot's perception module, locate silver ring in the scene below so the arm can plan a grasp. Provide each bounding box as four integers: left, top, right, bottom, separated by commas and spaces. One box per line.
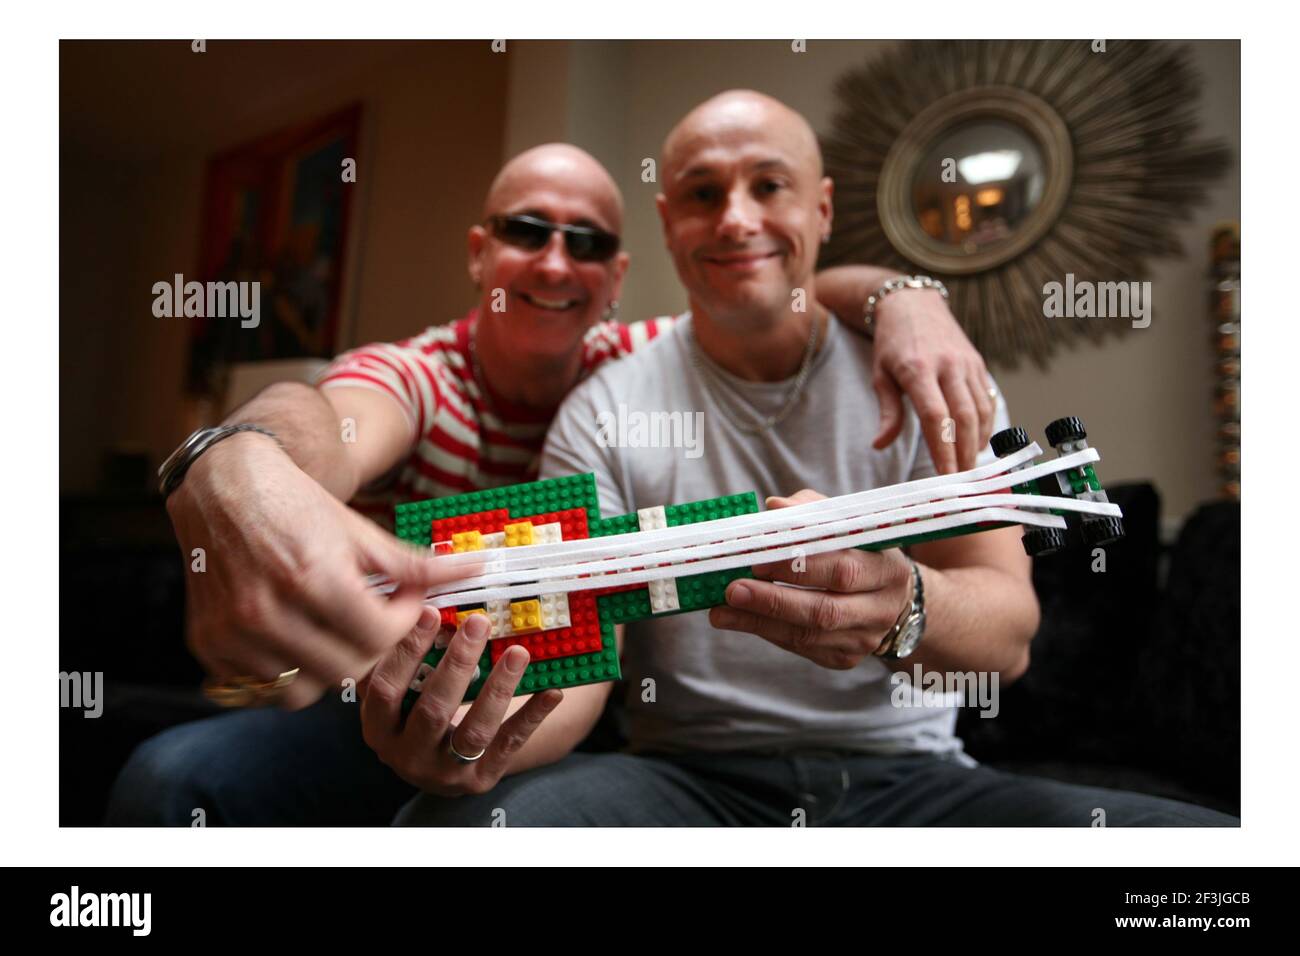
447, 727, 487, 763
986, 387, 998, 400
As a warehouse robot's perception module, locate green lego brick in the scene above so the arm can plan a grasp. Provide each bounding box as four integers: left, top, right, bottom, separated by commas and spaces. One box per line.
665, 492, 760, 527
516, 625, 620, 693
597, 587, 652, 623
395, 474, 602, 546
592, 512, 640, 538
401, 646, 493, 714
674, 566, 753, 611
1063, 465, 1102, 497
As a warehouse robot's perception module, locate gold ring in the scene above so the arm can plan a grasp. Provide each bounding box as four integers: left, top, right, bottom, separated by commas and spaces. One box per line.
203, 668, 300, 708
986, 387, 998, 400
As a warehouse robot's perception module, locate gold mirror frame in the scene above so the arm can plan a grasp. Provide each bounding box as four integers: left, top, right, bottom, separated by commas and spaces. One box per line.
877, 86, 1072, 276
821, 40, 1231, 367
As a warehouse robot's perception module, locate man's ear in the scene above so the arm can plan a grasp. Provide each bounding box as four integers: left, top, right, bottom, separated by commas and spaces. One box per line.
818, 176, 835, 242
610, 250, 631, 304
655, 193, 671, 248
467, 224, 487, 287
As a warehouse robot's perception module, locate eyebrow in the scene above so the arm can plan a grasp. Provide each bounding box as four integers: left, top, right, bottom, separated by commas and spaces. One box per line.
675, 157, 796, 181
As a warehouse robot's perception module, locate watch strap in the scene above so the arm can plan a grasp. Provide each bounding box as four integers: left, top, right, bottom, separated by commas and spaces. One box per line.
875, 558, 924, 658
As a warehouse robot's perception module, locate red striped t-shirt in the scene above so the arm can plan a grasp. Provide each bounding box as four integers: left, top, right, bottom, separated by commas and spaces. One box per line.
316, 308, 672, 526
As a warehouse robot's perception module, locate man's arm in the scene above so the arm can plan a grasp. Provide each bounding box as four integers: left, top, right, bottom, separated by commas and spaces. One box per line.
710, 491, 1038, 683
815, 264, 996, 474
165, 377, 456, 710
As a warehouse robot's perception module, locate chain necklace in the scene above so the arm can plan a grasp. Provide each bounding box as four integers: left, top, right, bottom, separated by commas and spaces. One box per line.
689, 313, 823, 434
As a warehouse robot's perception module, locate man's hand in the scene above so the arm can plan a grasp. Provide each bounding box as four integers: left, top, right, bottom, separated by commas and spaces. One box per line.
360, 610, 563, 795
167, 432, 462, 710
816, 266, 996, 473
871, 288, 996, 474
706, 490, 915, 669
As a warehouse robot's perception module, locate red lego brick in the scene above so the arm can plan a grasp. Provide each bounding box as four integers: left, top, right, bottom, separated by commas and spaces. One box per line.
489, 590, 602, 664
432, 509, 510, 547
431, 507, 589, 546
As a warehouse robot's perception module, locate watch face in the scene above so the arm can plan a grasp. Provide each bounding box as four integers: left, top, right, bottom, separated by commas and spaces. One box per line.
893, 613, 926, 658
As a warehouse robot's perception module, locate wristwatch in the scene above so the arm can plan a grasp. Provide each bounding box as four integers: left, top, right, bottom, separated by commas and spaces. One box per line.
862, 275, 949, 340
874, 558, 926, 660
158, 424, 283, 497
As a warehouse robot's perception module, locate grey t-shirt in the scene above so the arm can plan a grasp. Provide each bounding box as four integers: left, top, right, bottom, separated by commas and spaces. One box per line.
540, 313, 1009, 756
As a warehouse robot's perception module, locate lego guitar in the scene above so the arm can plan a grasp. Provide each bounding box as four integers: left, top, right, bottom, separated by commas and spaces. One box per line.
391, 416, 1124, 706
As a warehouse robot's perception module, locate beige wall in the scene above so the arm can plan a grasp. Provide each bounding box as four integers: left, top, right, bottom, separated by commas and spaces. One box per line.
503, 39, 1240, 526
61, 42, 508, 492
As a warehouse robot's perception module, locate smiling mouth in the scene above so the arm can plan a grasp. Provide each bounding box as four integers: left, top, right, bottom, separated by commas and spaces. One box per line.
702, 251, 781, 269
518, 291, 584, 311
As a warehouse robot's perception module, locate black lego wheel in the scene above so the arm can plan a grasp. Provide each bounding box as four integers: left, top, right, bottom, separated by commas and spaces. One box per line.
1081, 516, 1126, 547
1045, 416, 1087, 447
990, 426, 1031, 458
1022, 526, 1067, 557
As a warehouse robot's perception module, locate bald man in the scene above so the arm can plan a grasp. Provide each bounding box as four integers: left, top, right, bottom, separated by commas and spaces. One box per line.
389, 92, 1235, 827
108, 139, 994, 825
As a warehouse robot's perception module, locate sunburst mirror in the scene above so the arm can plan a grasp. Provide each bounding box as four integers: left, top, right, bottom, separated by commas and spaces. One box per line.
821, 40, 1231, 366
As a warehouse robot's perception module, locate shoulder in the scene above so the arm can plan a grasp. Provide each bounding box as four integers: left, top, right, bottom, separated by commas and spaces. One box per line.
582, 315, 687, 392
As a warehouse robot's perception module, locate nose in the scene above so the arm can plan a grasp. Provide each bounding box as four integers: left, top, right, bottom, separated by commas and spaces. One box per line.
533, 229, 575, 283
717, 184, 762, 242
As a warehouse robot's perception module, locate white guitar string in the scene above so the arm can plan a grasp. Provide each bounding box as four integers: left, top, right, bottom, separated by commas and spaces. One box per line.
429, 506, 1070, 609
421, 446, 1099, 591
415, 443, 1047, 580
432, 492, 1119, 599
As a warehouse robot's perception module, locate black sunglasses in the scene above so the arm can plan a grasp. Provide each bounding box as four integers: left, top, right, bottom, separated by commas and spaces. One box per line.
486, 214, 621, 263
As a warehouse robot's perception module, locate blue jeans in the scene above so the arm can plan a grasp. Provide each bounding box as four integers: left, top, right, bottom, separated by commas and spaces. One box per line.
394, 751, 1239, 827
104, 695, 416, 826
108, 704, 1237, 827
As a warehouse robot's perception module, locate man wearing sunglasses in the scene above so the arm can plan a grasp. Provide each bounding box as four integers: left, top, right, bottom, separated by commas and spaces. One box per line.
108, 140, 996, 825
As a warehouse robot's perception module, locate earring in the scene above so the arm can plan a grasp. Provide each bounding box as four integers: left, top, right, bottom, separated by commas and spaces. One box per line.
603, 300, 621, 322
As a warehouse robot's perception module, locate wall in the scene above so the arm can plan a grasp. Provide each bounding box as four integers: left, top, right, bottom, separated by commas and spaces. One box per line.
60, 41, 509, 492
502, 39, 1241, 526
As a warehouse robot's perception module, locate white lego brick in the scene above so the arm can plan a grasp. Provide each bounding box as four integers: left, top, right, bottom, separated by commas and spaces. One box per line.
485, 599, 513, 637
538, 592, 571, 629
648, 577, 680, 614
532, 522, 564, 545
637, 505, 669, 532
480, 531, 506, 549
409, 661, 434, 692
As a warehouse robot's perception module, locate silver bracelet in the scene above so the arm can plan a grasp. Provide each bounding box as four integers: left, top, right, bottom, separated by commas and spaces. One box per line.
158, 424, 284, 497
862, 275, 949, 340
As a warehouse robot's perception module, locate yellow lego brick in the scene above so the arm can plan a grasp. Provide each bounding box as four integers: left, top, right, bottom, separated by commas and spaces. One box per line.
503, 521, 535, 547
452, 530, 484, 553
456, 608, 489, 627
509, 599, 542, 633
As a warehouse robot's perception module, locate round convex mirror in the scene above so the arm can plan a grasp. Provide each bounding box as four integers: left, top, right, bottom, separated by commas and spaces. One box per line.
875, 86, 1073, 276
912, 119, 1046, 256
